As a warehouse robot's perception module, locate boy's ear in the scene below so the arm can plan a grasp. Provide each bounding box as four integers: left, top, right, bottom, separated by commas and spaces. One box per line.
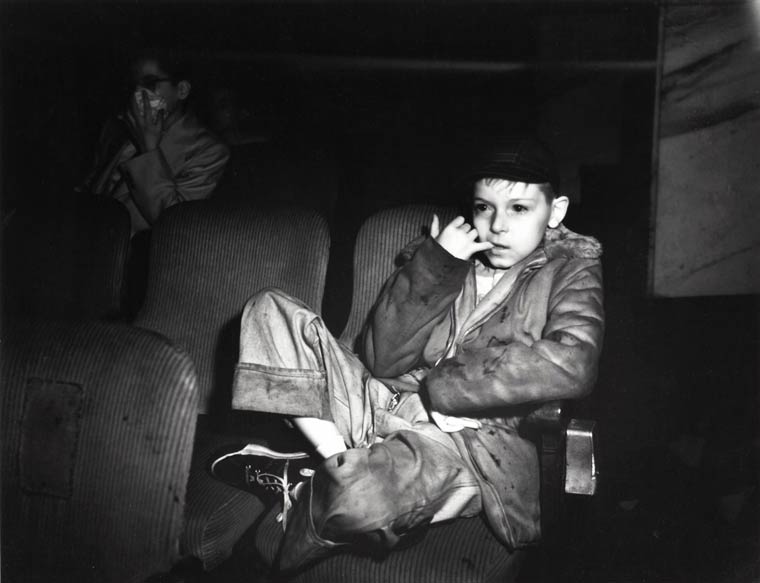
548, 195, 569, 228
177, 80, 191, 100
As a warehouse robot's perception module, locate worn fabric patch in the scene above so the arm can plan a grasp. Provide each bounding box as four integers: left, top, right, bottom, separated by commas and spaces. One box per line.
20, 378, 84, 498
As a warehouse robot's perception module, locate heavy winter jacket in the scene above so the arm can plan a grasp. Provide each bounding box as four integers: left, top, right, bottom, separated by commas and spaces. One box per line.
362, 224, 604, 549
79, 111, 229, 234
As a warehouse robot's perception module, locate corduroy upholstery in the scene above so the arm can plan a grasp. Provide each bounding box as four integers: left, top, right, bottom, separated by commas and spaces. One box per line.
254, 506, 524, 583
0, 319, 198, 583
133, 200, 331, 570
339, 203, 458, 348
134, 200, 330, 415
2, 196, 130, 323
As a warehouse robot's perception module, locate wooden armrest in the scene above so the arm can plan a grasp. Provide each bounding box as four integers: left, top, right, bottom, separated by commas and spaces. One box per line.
518, 400, 598, 549
520, 401, 567, 546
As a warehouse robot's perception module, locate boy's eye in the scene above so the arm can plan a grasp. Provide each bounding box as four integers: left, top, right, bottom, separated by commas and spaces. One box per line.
473, 203, 490, 213
512, 204, 528, 213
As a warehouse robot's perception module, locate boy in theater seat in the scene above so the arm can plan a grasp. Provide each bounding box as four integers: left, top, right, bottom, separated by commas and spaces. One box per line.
78, 47, 229, 236
213, 136, 604, 572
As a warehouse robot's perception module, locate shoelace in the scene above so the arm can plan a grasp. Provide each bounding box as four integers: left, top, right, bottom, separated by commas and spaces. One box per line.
246, 461, 315, 531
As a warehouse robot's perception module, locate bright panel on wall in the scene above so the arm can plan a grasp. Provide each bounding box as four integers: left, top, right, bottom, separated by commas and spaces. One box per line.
651, 3, 760, 296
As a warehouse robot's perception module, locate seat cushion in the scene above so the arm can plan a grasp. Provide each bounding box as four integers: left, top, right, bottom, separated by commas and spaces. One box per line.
182, 414, 312, 571
1, 320, 197, 582
181, 420, 267, 571
254, 506, 523, 583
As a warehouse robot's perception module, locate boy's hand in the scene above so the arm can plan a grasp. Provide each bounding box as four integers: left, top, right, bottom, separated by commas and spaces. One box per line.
430, 214, 493, 261
127, 89, 166, 153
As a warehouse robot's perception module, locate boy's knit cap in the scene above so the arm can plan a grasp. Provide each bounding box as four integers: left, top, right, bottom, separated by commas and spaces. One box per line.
471, 136, 560, 192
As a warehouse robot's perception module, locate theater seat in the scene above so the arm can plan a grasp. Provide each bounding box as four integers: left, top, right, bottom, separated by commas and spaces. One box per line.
0, 319, 198, 583
133, 200, 331, 570
2, 196, 130, 323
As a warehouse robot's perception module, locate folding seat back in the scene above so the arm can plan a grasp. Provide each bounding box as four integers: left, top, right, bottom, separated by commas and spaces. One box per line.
134, 200, 330, 415
339, 203, 458, 348
1, 319, 198, 583
132, 199, 331, 571
2, 196, 130, 322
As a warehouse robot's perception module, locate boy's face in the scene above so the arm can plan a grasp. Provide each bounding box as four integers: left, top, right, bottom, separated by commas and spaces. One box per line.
472, 179, 568, 269
132, 58, 188, 114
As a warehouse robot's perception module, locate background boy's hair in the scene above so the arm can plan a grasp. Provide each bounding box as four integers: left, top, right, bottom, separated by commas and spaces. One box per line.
129, 47, 195, 85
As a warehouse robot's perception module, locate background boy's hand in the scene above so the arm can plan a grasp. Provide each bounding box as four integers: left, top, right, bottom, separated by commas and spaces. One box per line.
430, 214, 493, 261
127, 89, 166, 153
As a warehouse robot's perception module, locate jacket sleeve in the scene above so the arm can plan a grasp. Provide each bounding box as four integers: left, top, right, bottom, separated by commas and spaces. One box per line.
361, 237, 470, 378
426, 259, 604, 416
121, 133, 230, 224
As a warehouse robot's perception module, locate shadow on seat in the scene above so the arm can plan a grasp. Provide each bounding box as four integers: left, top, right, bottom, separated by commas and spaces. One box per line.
132, 199, 331, 571
0, 319, 198, 583
2, 195, 131, 323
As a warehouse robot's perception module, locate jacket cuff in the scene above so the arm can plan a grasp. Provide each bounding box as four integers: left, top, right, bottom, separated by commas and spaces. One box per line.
410, 237, 471, 291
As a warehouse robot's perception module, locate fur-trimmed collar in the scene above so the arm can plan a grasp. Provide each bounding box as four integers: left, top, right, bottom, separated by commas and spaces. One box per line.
543, 223, 602, 260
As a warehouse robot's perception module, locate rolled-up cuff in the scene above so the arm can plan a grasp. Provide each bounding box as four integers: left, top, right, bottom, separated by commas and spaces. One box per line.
231, 363, 331, 419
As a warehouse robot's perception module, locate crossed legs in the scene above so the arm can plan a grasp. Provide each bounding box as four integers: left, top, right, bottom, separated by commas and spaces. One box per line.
231, 288, 482, 571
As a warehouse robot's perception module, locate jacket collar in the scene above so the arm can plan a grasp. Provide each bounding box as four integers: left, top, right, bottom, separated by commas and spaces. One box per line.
543, 223, 603, 260
473, 223, 602, 280
454, 224, 602, 345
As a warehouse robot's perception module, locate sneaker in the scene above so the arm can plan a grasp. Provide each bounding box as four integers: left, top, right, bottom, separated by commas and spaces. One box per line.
210, 443, 316, 530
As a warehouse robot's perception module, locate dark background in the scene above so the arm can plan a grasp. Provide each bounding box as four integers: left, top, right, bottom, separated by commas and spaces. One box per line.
1, 2, 758, 581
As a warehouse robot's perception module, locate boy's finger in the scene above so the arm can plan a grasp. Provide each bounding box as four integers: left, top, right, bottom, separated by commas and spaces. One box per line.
141, 90, 150, 123
430, 214, 440, 238
473, 241, 494, 252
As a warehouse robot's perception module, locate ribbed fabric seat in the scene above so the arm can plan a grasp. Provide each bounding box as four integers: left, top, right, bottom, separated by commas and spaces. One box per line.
251, 204, 524, 582
338, 203, 458, 348
2, 196, 130, 322
255, 506, 523, 583
0, 319, 198, 583
133, 200, 331, 570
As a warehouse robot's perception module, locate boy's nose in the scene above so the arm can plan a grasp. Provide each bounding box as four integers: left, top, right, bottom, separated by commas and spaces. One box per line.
491, 213, 508, 233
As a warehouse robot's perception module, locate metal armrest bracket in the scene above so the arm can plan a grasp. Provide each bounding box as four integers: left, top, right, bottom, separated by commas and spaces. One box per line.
564, 419, 598, 495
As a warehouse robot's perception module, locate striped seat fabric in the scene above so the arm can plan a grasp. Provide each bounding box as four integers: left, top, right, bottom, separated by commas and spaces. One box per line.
339, 203, 458, 348
135, 200, 330, 415
0, 319, 198, 583
133, 200, 331, 570
255, 505, 523, 583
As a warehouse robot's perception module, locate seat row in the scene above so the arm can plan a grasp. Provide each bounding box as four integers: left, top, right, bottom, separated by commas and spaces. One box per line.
1, 197, 587, 582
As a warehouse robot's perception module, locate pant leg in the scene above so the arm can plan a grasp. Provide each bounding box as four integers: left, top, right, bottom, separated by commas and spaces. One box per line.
279, 428, 483, 572
232, 289, 482, 572
231, 287, 394, 448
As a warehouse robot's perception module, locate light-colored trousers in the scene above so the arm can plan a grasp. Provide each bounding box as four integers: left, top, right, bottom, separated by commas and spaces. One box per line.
231, 288, 482, 568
